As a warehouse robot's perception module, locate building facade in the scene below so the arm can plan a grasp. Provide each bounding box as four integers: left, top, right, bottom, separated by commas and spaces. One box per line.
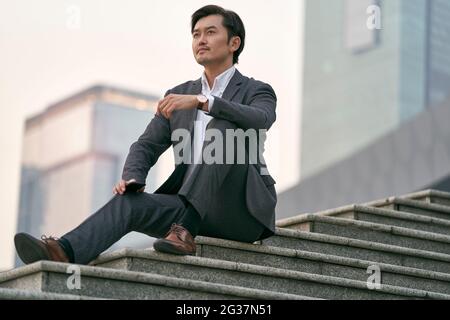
300, 0, 450, 180
16, 85, 164, 265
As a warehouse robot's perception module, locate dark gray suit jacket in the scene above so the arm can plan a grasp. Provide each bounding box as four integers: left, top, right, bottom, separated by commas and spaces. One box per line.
122, 69, 278, 238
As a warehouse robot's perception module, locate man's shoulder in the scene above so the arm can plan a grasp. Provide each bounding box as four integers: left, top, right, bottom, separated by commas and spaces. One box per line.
247, 77, 273, 89
235, 70, 273, 90
246, 77, 276, 99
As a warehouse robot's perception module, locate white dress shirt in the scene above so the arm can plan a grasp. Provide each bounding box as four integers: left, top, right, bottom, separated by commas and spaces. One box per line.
182, 65, 237, 185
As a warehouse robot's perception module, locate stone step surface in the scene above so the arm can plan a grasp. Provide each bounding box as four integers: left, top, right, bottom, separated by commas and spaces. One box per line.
278, 205, 450, 236
4, 189, 450, 300
0, 287, 106, 300
369, 198, 450, 221
92, 246, 450, 297
362, 189, 450, 208
276, 215, 450, 255
257, 229, 450, 273
276, 190, 450, 229
391, 189, 450, 207
0, 261, 314, 300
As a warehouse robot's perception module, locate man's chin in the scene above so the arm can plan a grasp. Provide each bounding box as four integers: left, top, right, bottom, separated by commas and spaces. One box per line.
196, 60, 211, 67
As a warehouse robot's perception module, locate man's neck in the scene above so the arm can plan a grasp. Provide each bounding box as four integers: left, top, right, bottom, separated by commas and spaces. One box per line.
204, 63, 234, 89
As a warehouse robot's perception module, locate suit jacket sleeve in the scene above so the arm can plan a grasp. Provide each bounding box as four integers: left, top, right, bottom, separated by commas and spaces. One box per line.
207, 82, 277, 131
121, 90, 173, 185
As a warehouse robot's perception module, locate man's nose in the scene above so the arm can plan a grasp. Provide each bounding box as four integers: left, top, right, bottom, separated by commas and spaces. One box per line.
198, 33, 208, 44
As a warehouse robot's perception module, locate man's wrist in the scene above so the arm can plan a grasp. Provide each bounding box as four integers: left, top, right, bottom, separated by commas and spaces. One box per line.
201, 100, 209, 111
196, 94, 209, 111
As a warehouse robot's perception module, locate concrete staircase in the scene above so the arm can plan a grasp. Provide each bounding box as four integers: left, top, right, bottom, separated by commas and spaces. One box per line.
1, 189, 450, 300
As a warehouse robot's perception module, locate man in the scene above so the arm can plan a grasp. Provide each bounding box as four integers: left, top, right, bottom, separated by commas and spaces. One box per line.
14, 4, 277, 265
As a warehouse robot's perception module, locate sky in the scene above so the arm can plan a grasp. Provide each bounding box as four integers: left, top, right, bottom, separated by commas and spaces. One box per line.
0, 0, 303, 269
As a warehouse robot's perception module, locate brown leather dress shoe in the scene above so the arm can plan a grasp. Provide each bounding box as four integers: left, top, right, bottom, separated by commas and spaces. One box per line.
14, 233, 69, 264
153, 224, 196, 255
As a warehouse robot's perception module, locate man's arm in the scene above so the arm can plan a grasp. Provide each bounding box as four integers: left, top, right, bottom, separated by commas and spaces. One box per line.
206, 82, 277, 131
121, 90, 173, 185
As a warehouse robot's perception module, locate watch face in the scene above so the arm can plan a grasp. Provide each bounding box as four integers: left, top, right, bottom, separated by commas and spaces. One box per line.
198, 94, 207, 103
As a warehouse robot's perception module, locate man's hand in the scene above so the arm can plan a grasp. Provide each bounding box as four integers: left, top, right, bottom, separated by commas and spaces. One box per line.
113, 179, 145, 195
157, 94, 198, 119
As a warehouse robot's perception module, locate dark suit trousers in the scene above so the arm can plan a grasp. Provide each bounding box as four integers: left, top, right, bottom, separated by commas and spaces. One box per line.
62, 161, 266, 265
63, 118, 267, 264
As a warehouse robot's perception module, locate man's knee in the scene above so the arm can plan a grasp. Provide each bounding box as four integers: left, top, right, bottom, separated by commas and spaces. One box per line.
111, 192, 143, 210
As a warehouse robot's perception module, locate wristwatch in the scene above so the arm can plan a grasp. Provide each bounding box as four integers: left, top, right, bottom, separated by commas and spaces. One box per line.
196, 94, 208, 110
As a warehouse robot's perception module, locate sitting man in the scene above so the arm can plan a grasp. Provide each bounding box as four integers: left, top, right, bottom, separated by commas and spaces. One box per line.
14, 4, 277, 265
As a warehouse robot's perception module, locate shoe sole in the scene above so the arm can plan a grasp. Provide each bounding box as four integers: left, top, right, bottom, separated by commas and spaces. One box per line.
14, 233, 50, 264
153, 240, 196, 256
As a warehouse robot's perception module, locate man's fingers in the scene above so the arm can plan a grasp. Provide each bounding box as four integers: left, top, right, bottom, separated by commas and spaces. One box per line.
157, 96, 168, 109
159, 102, 168, 116
165, 102, 174, 118
112, 179, 139, 195
118, 180, 125, 193
166, 106, 174, 119
161, 105, 168, 119
113, 185, 121, 195
158, 98, 168, 112
160, 97, 174, 115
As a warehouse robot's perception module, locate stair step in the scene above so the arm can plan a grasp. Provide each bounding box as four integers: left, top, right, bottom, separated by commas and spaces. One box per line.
0, 261, 313, 300
6, 189, 449, 300
257, 229, 450, 273
196, 237, 450, 295
394, 189, 450, 207
0, 287, 106, 300
278, 205, 450, 236
369, 198, 450, 221
92, 248, 450, 299
273, 215, 450, 255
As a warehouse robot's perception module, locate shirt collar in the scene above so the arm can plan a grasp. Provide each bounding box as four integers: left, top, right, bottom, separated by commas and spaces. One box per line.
201, 65, 236, 92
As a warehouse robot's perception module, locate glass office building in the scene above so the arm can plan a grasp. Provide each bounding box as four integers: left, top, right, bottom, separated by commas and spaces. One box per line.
300, 0, 450, 180
17, 85, 162, 265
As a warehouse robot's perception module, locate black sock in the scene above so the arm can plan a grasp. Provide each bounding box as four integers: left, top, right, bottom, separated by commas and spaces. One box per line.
58, 237, 75, 263
177, 203, 202, 237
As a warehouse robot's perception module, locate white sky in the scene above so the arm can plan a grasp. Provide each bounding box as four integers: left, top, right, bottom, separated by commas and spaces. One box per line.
0, 0, 303, 269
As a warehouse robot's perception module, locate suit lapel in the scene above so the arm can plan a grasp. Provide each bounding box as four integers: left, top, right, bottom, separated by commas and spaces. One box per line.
188, 79, 202, 133
186, 68, 245, 153
190, 68, 245, 103
221, 68, 244, 101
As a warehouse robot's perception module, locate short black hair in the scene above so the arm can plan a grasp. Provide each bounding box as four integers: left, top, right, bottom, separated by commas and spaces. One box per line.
191, 5, 246, 64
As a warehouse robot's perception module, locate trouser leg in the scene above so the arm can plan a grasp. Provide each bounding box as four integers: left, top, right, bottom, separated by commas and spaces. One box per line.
62, 192, 185, 264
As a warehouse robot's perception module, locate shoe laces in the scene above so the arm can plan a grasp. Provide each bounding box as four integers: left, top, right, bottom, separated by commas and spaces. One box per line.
166, 223, 185, 239
41, 235, 60, 243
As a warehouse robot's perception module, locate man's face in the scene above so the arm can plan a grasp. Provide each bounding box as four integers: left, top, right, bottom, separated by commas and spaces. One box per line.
192, 14, 239, 66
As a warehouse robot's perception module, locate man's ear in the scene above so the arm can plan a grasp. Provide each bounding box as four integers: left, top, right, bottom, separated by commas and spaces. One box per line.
230, 36, 241, 52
